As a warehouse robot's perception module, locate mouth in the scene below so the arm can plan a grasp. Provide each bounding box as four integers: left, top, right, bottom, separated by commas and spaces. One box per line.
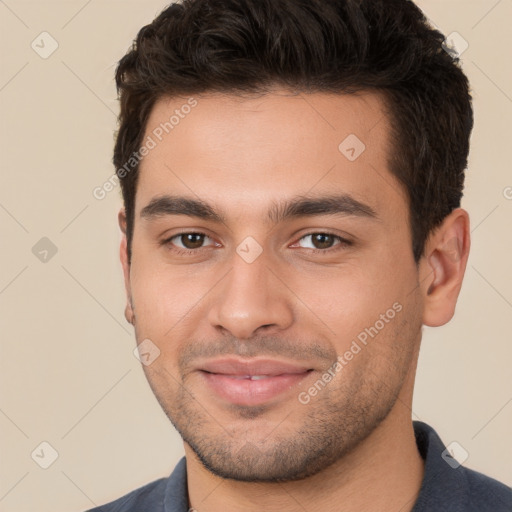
198, 357, 315, 407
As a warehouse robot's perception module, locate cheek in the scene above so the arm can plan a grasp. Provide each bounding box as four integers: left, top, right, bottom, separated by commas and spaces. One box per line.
130, 264, 205, 339
290, 255, 414, 348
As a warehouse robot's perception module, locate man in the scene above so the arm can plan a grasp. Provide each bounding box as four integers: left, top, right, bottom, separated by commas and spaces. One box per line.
88, 0, 511, 510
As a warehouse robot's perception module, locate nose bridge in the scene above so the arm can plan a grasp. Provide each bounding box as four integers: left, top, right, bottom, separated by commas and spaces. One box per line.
207, 248, 293, 338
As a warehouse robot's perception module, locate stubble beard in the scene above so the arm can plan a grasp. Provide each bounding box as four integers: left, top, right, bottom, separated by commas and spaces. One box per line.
146, 330, 417, 483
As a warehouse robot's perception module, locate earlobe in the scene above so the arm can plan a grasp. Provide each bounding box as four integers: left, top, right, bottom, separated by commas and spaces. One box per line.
124, 301, 135, 326
421, 208, 471, 327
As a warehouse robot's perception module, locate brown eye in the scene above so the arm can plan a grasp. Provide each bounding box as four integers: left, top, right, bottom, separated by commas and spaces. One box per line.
311, 234, 336, 249
179, 233, 206, 249
163, 232, 216, 251
299, 233, 339, 249
294, 233, 352, 252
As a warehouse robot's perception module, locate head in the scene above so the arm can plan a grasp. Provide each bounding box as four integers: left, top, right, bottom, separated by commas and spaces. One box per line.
115, 0, 472, 482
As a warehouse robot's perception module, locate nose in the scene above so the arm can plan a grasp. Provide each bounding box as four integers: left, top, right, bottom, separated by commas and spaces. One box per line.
207, 252, 294, 339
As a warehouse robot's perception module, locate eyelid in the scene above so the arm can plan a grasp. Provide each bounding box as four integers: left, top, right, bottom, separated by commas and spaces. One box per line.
161, 230, 218, 250
290, 231, 353, 251
160, 229, 353, 257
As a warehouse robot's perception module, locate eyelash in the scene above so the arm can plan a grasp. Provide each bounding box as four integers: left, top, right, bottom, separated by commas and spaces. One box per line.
160, 231, 353, 256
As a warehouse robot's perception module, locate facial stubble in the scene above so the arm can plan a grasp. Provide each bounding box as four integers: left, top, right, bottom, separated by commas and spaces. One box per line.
140, 305, 421, 483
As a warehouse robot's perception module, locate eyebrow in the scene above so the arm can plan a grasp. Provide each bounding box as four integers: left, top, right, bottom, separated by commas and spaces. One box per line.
139, 193, 379, 224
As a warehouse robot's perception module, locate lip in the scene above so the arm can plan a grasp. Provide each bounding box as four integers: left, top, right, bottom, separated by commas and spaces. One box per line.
198, 357, 314, 407
200, 357, 312, 376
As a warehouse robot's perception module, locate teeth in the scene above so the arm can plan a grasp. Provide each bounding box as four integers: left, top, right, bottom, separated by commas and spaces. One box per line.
227, 375, 272, 380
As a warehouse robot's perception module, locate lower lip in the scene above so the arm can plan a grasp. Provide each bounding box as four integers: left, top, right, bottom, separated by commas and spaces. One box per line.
201, 371, 312, 406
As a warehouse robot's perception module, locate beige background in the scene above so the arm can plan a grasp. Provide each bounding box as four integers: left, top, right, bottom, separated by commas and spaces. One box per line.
0, 1, 511, 511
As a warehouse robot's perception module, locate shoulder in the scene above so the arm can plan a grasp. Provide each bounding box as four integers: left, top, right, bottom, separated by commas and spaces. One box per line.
83, 457, 188, 512
462, 465, 512, 510
412, 421, 511, 512
84, 477, 168, 512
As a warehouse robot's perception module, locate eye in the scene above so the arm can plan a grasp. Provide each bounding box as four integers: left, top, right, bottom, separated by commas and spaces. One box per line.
162, 232, 218, 252
160, 231, 352, 256
293, 232, 352, 252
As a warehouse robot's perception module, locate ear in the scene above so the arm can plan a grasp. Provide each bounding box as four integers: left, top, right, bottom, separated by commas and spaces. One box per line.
419, 208, 471, 327
119, 208, 135, 326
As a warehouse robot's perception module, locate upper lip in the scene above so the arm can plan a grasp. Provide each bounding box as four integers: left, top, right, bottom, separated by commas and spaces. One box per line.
199, 357, 313, 377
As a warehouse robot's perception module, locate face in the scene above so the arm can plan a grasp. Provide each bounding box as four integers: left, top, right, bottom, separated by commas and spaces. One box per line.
120, 90, 426, 482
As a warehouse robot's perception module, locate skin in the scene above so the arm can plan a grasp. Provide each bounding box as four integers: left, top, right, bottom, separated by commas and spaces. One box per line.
118, 89, 470, 512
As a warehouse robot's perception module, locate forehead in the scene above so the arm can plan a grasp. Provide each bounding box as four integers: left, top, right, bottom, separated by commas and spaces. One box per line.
135, 89, 407, 223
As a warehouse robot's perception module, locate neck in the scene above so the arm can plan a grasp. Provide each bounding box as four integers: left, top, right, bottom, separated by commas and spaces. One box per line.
185, 400, 424, 512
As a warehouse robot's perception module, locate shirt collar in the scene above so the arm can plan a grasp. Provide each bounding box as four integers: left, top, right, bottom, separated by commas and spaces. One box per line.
411, 420, 469, 511
164, 457, 189, 512
163, 421, 470, 512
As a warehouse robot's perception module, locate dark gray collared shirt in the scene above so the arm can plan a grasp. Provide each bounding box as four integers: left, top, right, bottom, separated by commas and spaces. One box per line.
86, 421, 512, 511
